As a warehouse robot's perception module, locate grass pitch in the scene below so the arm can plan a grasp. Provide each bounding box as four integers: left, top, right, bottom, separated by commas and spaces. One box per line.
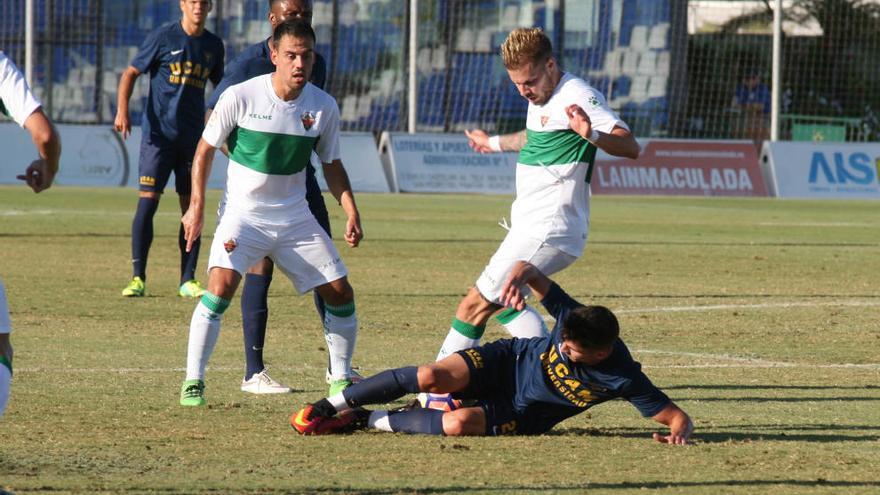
1, 186, 878, 494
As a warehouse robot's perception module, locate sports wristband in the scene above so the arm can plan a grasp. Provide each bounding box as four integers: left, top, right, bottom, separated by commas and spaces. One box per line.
488, 135, 502, 151
587, 129, 600, 143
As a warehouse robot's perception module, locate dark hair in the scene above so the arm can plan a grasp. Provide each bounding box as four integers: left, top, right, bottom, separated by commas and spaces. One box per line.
272, 18, 316, 47
268, 0, 312, 9
561, 305, 619, 351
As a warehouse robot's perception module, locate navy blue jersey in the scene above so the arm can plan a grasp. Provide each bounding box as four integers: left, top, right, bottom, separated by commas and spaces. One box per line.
206, 38, 327, 110
476, 283, 670, 433
132, 21, 224, 144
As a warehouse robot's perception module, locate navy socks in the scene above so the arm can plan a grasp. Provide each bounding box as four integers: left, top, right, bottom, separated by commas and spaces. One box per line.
241, 273, 271, 380
131, 197, 159, 279
179, 223, 200, 283
342, 366, 420, 408
388, 408, 445, 435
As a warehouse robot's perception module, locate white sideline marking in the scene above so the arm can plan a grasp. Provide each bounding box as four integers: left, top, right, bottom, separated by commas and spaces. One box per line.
12, 301, 880, 373
615, 300, 880, 315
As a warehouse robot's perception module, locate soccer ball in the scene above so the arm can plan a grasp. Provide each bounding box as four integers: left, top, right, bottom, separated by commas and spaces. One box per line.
418, 392, 462, 412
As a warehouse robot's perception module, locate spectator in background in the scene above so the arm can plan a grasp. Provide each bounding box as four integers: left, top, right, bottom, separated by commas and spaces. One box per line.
733, 68, 770, 149
114, 0, 224, 298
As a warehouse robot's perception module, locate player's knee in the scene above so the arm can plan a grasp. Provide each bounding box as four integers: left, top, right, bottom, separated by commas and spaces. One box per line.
319, 279, 354, 306
455, 288, 494, 322
441, 411, 478, 436
416, 365, 444, 392
247, 257, 274, 276
139, 191, 160, 200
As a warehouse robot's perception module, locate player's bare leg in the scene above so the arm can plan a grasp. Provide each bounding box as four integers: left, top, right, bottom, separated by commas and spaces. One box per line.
441, 407, 487, 436
435, 287, 500, 360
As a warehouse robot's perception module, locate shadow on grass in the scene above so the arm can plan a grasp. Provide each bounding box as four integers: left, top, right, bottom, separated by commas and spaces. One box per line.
15, 479, 880, 494
666, 384, 880, 391
555, 426, 880, 443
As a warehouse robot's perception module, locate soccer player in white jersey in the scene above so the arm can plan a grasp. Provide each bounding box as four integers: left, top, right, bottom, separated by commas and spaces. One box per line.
0, 51, 61, 418
178, 19, 363, 406
434, 28, 640, 363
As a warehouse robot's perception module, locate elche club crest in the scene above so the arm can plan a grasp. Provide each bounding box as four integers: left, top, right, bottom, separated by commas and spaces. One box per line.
540, 115, 549, 127
301, 111, 316, 130
223, 238, 237, 253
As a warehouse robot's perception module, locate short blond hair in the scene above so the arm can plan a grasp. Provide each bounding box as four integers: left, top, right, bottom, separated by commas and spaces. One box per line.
501, 28, 553, 69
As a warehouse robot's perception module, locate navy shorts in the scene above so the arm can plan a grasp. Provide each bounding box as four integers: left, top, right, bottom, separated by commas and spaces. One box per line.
137, 134, 197, 195
455, 339, 526, 436
456, 339, 570, 436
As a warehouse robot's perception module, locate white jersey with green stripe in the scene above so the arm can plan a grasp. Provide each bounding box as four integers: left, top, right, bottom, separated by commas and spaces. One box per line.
203, 74, 341, 224
512, 72, 627, 256
0, 51, 42, 127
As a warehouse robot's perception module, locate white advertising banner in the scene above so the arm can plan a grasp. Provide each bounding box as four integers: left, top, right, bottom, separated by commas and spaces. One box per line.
2, 124, 388, 192
1, 123, 129, 187
380, 132, 517, 194
313, 132, 391, 193
763, 141, 880, 199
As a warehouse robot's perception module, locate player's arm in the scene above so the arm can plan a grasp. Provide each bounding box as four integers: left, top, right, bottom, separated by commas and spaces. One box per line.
499, 261, 553, 310
181, 138, 216, 252
114, 66, 141, 140
650, 402, 693, 445
203, 109, 230, 156
322, 159, 363, 248
465, 129, 527, 153
16, 108, 60, 193
565, 104, 639, 159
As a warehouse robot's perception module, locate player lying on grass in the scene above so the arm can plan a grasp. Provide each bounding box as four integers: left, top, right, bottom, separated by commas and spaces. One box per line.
291, 261, 693, 442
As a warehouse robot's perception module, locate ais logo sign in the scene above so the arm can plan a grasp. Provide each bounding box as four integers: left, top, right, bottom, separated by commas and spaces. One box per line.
809, 152, 880, 185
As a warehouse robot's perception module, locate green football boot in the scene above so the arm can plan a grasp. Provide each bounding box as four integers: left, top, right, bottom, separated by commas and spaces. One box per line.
180, 379, 206, 406
328, 379, 353, 397
121, 277, 145, 297
178, 280, 206, 298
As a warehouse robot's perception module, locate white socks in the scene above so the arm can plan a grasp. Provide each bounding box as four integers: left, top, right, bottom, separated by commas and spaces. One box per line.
498, 305, 548, 339
324, 302, 358, 381
185, 300, 224, 381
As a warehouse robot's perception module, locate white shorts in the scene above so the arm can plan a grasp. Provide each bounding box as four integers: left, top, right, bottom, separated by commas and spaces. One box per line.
475, 232, 578, 304
0, 280, 10, 334
208, 213, 348, 294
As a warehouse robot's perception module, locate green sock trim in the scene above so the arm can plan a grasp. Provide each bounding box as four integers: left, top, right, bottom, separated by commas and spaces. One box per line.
200, 292, 230, 314
495, 308, 524, 325
325, 301, 356, 318
0, 355, 10, 374
451, 318, 485, 339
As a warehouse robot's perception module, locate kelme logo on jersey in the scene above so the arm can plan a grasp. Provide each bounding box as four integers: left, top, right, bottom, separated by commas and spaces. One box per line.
588, 95, 600, 108
223, 238, 237, 253
248, 113, 272, 121
301, 111, 316, 130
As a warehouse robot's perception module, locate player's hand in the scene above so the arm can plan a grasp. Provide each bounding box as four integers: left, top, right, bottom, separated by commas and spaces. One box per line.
565, 104, 593, 141
499, 261, 535, 311
464, 129, 494, 153
114, 112, 131, 140
344, 214, 363, 248
652, 418, 694, 446
181, 206, 204, 252
16, 158, 56, 193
